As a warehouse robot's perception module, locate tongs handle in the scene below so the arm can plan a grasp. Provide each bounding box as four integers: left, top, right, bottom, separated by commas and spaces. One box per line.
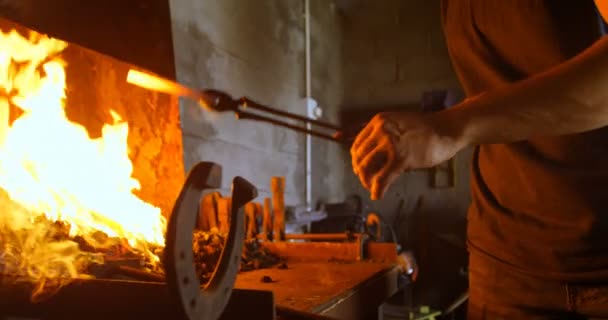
202, 90, 348, 144
240, 97, 342, 131
125, 70, 350, 144
235, 111, 342, 142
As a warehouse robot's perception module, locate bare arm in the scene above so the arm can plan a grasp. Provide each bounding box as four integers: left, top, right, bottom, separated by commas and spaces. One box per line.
444, 36, 608, 146
351, 4, 608, 200
351, 36, 608, 199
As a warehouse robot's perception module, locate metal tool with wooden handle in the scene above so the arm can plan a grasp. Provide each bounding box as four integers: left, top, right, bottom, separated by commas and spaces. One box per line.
261, 198, 273, 241
271, 176, 286, 242
198, 191, 221, 231
244, 202, 259, 240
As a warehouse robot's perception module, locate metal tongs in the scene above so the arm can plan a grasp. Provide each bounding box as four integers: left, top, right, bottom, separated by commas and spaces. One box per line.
127, 70, 346, 143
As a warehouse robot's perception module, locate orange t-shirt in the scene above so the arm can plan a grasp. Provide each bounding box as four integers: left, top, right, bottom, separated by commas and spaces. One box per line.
442, 0, 608, 280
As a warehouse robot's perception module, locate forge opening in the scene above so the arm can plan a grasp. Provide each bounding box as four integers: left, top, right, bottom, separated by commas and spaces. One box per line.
0, 18, 184, 299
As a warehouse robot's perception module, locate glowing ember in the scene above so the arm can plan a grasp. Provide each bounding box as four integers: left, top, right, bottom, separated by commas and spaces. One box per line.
0, 30, 166, 290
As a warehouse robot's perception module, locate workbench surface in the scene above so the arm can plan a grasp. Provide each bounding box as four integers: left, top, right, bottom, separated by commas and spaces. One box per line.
234, 261, 397, 313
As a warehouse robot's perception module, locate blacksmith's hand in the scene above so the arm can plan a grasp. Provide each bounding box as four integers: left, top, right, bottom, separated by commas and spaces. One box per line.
350, 111, 464, 200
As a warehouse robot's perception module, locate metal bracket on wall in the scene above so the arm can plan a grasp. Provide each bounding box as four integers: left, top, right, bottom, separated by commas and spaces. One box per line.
429, 158, 455, 189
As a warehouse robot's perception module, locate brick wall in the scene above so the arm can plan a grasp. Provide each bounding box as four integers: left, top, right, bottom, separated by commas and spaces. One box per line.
340, 0, 472, 242
169, 0, 347, 205
341, 0, 459, 106
339, 0, 472, 307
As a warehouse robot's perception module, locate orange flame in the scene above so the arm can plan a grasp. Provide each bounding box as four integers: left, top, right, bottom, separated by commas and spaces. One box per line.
0, 30, 166, 289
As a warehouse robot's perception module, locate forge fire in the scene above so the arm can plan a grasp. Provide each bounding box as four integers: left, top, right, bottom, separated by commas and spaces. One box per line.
0, 28, 279, 300
0, 28, 166, 295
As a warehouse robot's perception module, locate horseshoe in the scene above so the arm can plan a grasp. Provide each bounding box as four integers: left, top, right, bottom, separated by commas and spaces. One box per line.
164, 162, 257, 320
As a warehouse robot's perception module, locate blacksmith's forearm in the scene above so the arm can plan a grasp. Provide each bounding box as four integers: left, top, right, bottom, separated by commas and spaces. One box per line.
443, 36, 608, 146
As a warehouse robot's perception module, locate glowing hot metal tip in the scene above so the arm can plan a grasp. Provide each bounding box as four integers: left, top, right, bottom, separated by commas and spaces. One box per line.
126, 69, 203, 101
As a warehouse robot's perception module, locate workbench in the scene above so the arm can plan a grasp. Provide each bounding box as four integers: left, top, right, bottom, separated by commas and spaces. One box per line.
0, 231, 401, 320
0, 262, 400, 320
235, 261, 401, 320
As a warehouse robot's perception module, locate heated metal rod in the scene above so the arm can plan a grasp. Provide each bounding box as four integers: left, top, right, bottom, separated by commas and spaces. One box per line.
241, 98, 342, 130
127, 69, 205, 101
235, 111, 342, 142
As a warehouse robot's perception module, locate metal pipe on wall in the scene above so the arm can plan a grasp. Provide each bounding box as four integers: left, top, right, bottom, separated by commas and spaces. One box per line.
304, 0, 312, 211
